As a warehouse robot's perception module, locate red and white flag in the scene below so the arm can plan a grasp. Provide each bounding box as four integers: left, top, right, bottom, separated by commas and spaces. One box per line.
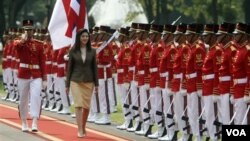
48, 0, 88, 50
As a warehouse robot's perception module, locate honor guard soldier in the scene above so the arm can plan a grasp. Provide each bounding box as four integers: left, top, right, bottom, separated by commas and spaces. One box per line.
116, 28, 133, 130
15, 20, 46, 132
217, 23, 236, 125
50, 49, 60, 112
43, 32, 54, 111
2, 30, 12, 100
107, 28, 118, 113
232, 23, 249, 125
127, 23, 143, 132
158, 24, 177, 141
185, 23, 203, 141
94, 26, 113, 125
8, 28, 21, 102
147, 24, 166, 139
135, 23, 153, 137
202, 24, 219, 140
171, 24, 190, 141
56, 46, 71, 114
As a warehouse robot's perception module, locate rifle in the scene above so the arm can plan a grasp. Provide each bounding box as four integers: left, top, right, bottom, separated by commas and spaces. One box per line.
181, 104, 190, 131
123, 84, 132, 109
198, 106, 208, 135
96, 23, 128, 54
171, 16, 181, 25
166, 95, 175, 128
241, 105, 250, 124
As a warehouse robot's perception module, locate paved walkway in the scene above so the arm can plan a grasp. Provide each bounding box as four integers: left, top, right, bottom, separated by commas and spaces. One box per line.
0, 99, 157, 141
0, 123, 44, 141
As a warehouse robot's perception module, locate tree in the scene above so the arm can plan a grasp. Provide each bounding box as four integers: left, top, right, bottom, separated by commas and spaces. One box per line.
244, 0, 250, 23
0, 0, 5, 40
8, 0, 27, 27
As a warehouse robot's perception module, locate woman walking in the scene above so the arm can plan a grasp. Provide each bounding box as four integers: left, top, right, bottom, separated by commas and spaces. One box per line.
66, 29, 98, 137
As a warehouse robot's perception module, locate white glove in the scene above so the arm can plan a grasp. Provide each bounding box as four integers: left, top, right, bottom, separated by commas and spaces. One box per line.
244, 95, 250, 103
64, 54, 69, 61
114, 55, 118, 60
197, 90, 202, 97
180, 89, 187, 96
42, 81, 47, 89
165, 89, 173, 96
213, 95, 220, 103
230, 95, 235, 104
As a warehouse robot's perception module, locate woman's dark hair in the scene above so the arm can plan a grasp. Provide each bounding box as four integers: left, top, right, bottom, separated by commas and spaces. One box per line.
72, 28, 91, 52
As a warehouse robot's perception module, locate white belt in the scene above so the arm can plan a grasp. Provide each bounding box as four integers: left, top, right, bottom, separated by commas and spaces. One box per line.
138, 70, 145, 75
117, 69, 124, 73
150, 67, 158, 73
11, 57, 16, 60
174, 73, 182, 79
16, 59, 20, 62
160, 72, 169, 77
6, 56, 12, 59
58, 64, 65, 68
128, 66, 135, 71
2, 58, 7, 61
234, 78, 247, 85
20, 63, 40, 69
45, 61, 52, 65
186, 73, 197, 79
202, 74, 215, 80
219, 76, 231, 82
53, 62, 57, 66
98, 64, 111, 68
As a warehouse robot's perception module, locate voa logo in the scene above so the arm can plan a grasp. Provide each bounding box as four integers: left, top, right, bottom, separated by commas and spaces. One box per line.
226, 129, 247, 136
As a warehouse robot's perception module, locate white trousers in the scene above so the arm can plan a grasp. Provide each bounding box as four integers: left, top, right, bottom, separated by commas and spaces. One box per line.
203, 95, 216, 140
234, 97, 247, 125
130, 81, 140, 121
12, 69, 18, 94
53, 75, 62, 106
112, 74, 117, 106
140, 84, 152, 124
162, 88, 175, 130
107, 78, 115, 112
46, 74, 54, 105
118, 83, 132, 120
2, 68, 12, 96
56, 77, 70, 108
173, 91, 186, 133
218, 93, 230, 124
151, 87, 163, 126
187, 92, 199, 136
18, 78, 42, 119
90, 90, 98, 113
98, 79, 111, 114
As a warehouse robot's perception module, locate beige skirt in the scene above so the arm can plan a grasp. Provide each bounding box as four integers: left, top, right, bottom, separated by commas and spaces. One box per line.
70, 81, 94, 109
